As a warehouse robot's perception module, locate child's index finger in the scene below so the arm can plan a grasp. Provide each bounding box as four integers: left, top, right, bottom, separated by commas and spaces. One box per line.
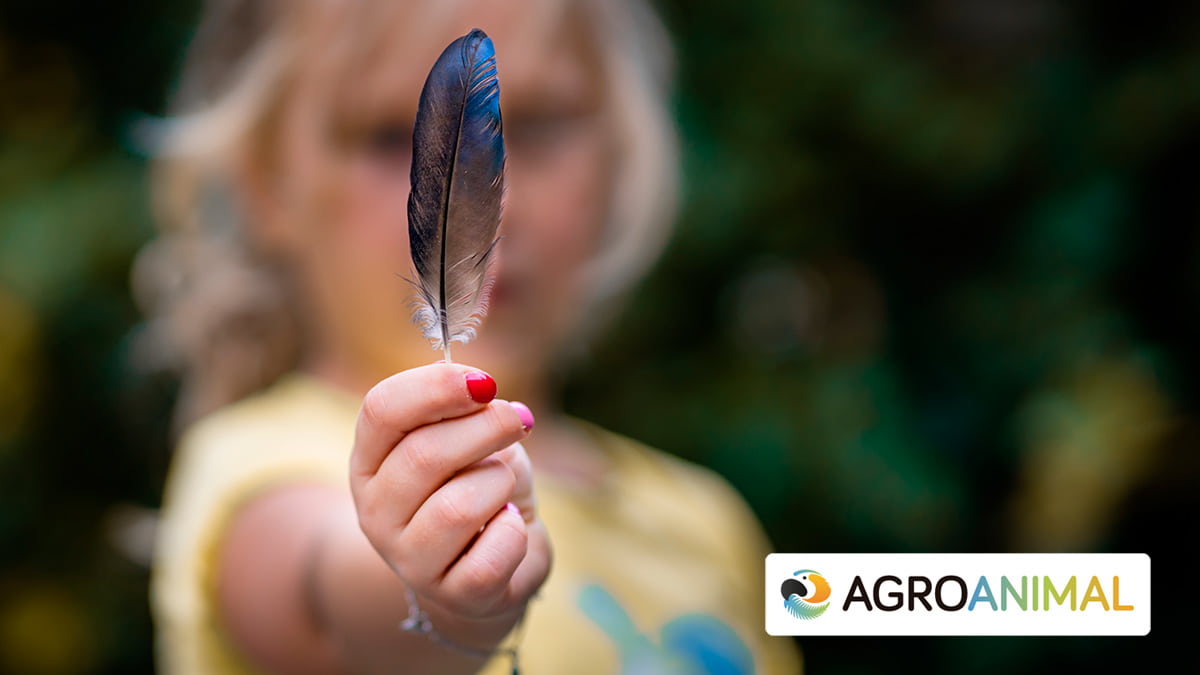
350, 362, 497, 480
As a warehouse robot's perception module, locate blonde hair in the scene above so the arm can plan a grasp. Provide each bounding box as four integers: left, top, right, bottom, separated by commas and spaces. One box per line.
133, 0, 679, 426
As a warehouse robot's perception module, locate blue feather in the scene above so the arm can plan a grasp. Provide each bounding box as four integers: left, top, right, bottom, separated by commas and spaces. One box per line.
408, 29, 505, 360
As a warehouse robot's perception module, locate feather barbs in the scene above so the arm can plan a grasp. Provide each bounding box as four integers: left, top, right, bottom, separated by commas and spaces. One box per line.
407, 29, 506, 360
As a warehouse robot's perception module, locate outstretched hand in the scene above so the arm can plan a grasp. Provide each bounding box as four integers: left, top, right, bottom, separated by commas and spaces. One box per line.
349, 362, 551, 650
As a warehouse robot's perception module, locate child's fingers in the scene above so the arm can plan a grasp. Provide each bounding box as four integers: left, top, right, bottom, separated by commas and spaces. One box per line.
490, 443, 536, 521
389, 456, 516, 591
505, 519, 552, 605
436, 504, 530, 617
351, 363, 495, 480
360, 400, 527, 529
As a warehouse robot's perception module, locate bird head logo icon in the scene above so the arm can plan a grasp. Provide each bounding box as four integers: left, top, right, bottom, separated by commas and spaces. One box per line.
781, 569, 831, 620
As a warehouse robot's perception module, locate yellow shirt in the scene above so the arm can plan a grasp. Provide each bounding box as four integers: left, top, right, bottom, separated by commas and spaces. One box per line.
152, 374, 801, 674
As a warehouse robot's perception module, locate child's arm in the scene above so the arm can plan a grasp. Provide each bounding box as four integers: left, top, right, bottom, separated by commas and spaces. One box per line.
214, 362, 550, 673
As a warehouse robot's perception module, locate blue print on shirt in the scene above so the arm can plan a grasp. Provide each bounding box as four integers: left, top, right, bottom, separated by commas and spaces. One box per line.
577, 584, 755, 675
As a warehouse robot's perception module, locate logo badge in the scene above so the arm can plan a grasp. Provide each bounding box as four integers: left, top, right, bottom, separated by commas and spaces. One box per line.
766, 554, 1151, 635
781, 569, 831, 620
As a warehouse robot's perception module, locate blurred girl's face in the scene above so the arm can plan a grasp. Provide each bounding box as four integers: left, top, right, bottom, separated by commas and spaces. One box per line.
252, 0, 614, 394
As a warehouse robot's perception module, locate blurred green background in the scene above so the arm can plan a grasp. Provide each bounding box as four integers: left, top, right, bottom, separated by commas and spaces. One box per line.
1, 0, 1196, 673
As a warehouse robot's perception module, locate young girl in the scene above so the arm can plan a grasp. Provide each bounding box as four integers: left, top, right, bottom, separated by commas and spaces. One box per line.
139, 0, 802, 672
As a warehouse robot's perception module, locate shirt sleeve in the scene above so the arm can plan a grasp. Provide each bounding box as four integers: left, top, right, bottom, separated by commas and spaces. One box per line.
151, 380, 353, 674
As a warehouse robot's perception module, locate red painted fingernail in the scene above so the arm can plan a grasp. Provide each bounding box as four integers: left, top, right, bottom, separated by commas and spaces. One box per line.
465, 371, 496, 403
505, 502, 520, 517
509, 401, 534, 431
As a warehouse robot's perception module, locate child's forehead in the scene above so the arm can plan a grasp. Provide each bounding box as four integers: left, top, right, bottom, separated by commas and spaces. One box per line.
297, 0, 597, 116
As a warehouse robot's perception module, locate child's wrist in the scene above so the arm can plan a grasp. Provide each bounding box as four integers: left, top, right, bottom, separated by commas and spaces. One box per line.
412, 592, 526, 654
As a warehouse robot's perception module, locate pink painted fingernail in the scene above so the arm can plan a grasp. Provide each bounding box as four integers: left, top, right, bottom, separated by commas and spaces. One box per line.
505, 502, 520, 517
509, 401, 534, 431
